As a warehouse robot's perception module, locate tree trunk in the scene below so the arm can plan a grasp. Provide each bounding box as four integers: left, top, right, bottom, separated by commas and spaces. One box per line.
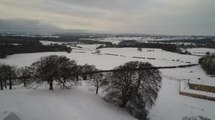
0, 80, 3, 90
49, 80, 53, 90
120, 100, 127, 108
23, 79, 27, 87
4, 79, 7, 88
89, 75, 92, 79
63, 78, 66, 83
96, 87, 99, 94
83, 74, 87, 80
120, 99, 128, 108
9, 77, 12, 90
76, 75, 79, 81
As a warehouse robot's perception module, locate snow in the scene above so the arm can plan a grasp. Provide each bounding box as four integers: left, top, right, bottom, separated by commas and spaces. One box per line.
40, 40, 65, 45
100, 48, 199, 65
189, 77, 215, 87
187, 48, 215, 56
96, 36, 201, 45
149, 78, 215, 120
0, 111, 21, 120
40, 40, 79, 48
76, 44, 103, 51
99, 37, 142, 45
180, 80, 215, 99
161, 66, 215, 86
0, 82, 135, 120
0, 48, 199, 69
0, 46, 215, 120
180, 80, 206, 95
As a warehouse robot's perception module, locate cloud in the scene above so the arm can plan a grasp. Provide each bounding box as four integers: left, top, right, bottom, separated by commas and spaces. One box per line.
0, 19, 62, 33
0, 0, 214, 35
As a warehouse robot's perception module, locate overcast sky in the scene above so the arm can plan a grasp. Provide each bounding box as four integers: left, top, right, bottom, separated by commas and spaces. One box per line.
0, 0, 214, 35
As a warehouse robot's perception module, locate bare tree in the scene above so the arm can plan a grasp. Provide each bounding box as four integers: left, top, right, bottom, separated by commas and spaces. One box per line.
104, 61, 161, 120
0, 64, 4, 90
0, 64, 16, 90
73, 65, 82, 81
31, 55, 77, 90
81, 64, 97, 80
17, 66, 33, 87
88, 71, 109, 94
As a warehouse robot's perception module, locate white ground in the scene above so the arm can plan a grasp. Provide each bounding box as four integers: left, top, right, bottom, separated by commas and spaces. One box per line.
99, 37, 142, 44
180, 80, 215, 98
40, 40, 65, 45
150, 78, 215, 120
0, 46, 215, 120
187, 48, 215, 56
0, 82, 135, 120
40, 40, 79, 48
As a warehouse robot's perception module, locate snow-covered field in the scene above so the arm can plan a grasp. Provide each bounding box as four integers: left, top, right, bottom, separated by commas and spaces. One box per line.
0, 82, 135, 120
40, 40, 65, 45
76, 44, 103, 51
187, 48, 215, 56
40, 40, 79, 48
150, 78, 215, 120
99, 37, 143, 44
0, 48, 200, 68
0, 45, 215, 120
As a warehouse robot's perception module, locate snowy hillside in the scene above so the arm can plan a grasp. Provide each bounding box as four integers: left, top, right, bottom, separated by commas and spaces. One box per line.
0, 82, 136, 120
0, 46, 215, 120
187, 48, 215, 56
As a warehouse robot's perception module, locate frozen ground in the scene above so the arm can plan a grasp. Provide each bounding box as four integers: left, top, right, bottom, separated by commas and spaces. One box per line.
0, 46, 215, 120
0, 82, 135, 120
179, 80, 215, 100
40, 40, 65, 45
187, 48, 215, 56
0, 48, 200, 68
149, 78, 215, 120
99, 37, 142, 44
76, 44, 103, 51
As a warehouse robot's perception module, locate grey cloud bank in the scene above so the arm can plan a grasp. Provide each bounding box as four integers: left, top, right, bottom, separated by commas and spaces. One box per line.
0, 0, 214, 35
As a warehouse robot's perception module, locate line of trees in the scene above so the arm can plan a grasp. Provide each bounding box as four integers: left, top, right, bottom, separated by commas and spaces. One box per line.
0, 55, 109, 90
0, 55, 162, 120
199, 53, 215, 75
0, 64, 16, 90
0, 55, 84, 90
119, 42, 181, 53
0, 37, 72, 58
0, 35, 114, 58
0, 44, 72, 58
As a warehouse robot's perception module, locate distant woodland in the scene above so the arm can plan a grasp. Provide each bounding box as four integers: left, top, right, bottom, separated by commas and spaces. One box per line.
0, 36, 72, 58
1, 34, 214, 58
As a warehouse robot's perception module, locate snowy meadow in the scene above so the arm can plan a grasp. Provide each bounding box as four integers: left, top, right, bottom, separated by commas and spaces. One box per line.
0, 45, 215, 120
